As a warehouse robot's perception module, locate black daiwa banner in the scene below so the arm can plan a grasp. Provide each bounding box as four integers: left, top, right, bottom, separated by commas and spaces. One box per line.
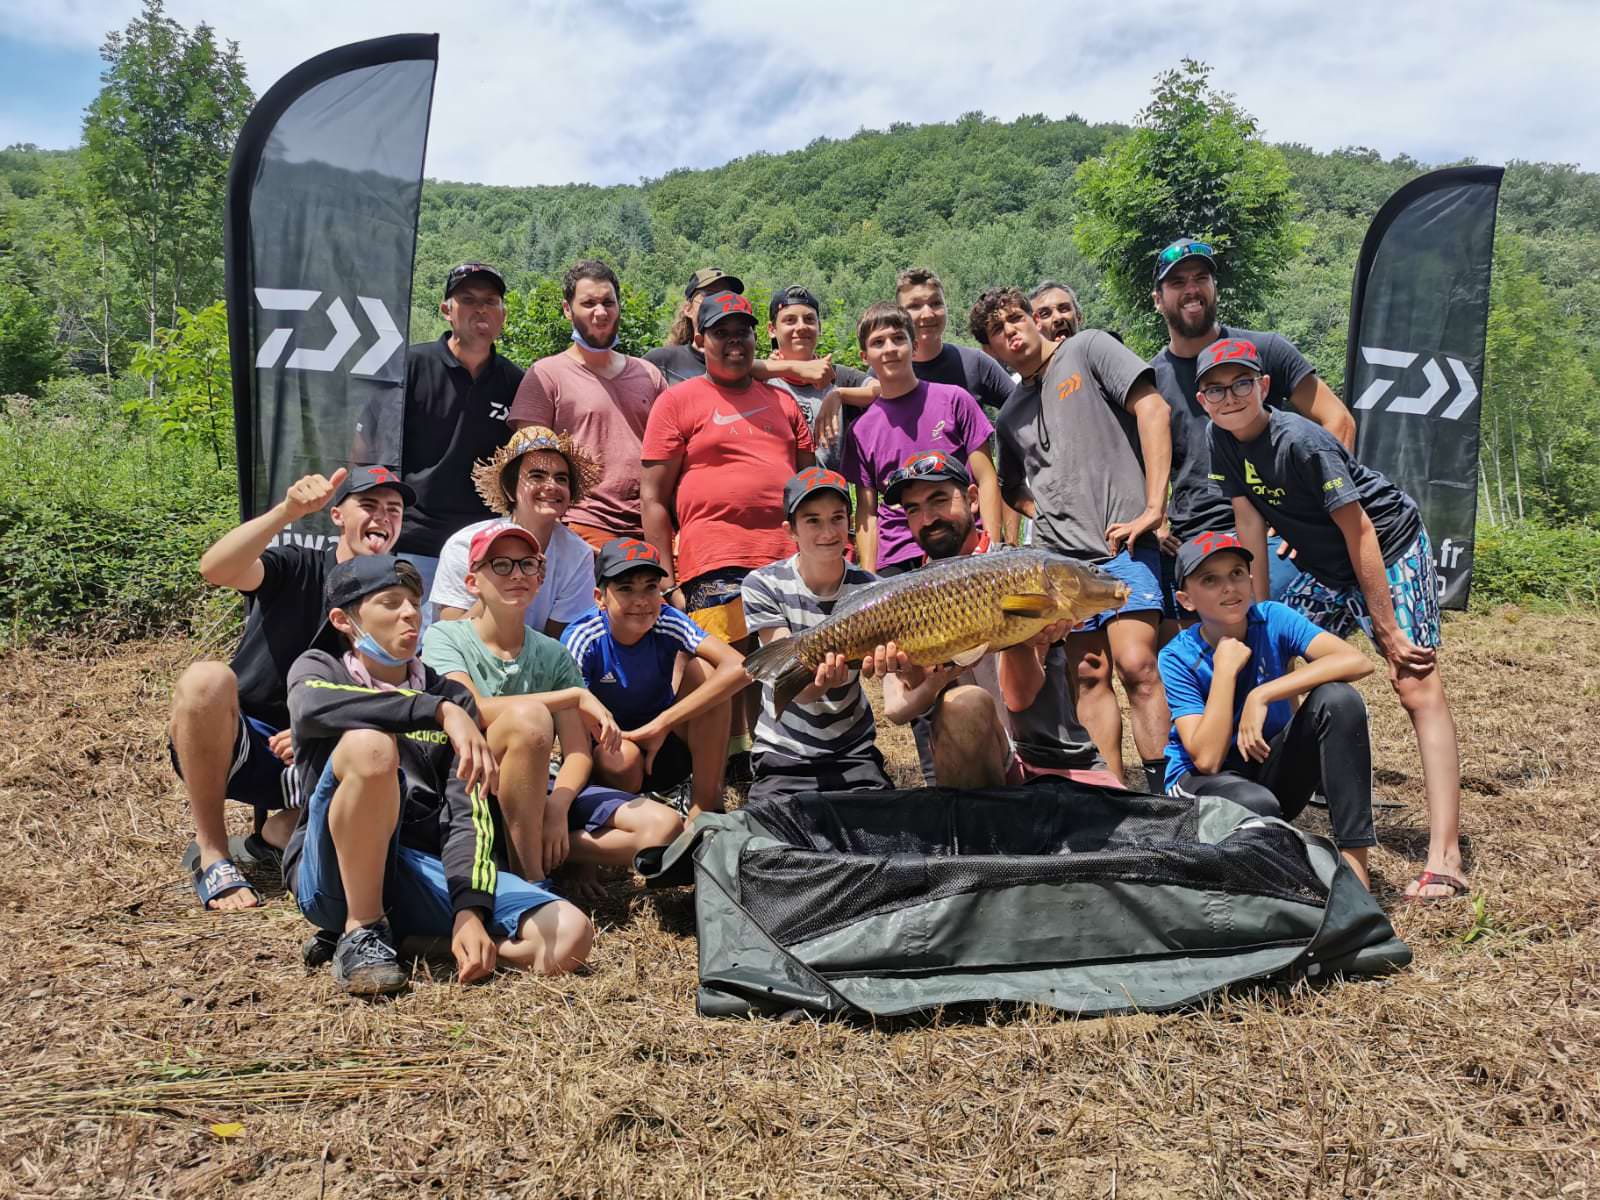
224, 34, 437, 540
1345, 165, 1502, 609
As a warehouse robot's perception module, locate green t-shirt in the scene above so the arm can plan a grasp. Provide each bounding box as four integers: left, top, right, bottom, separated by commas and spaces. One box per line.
420, 617, 583, 699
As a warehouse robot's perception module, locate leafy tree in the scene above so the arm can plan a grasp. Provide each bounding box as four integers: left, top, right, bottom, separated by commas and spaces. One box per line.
128, 301, 232, 467
1073, 59, 1300, 353
81, 0, 252, 353
0, 283, 59, 397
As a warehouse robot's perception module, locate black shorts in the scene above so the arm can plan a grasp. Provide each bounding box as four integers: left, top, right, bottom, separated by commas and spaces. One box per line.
168, 713, 296, 809
642, 732, 693, 793
748, 745, 894, 805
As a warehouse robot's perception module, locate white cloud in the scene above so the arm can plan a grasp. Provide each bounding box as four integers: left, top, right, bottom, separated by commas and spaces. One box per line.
2, 0, 1595, 182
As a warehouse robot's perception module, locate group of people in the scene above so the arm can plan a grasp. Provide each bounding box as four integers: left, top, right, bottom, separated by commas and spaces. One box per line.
167, 240, 1468, 997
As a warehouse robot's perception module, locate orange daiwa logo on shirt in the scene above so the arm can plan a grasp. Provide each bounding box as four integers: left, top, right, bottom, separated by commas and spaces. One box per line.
1057, 373, 1082, 399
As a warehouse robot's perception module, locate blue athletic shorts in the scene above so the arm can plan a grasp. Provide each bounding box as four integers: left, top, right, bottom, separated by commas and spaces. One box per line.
567, 783, 634, 834
292, 760, 561, 938
1080, 545, 1166, 632
1279, 529, 1442, 649
168, 713, 295, 809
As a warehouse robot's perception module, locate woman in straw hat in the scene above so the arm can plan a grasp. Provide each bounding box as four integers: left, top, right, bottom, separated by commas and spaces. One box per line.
426, 426, 604, 638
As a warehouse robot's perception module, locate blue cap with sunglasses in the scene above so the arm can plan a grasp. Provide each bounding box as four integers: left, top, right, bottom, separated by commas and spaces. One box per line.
1153, 237, 1218, 283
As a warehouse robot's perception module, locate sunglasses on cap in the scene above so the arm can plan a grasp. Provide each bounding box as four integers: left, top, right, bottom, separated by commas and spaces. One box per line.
1158, 240, 1215, 267
882, 452, 962, 488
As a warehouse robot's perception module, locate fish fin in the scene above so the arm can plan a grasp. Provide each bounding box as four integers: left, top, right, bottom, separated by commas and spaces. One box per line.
770, 667, 812, 719
1000, 592, 1053, 617
742, 636, 802, 682
950, 643, 990, 669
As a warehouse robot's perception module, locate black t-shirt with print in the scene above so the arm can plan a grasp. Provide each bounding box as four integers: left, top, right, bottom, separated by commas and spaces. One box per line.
1151, 326, 1315, 540
912, 342, 1017, 418
229, 544, 340, 731
1208, 409, 1421, 589
395, 334, 522, 557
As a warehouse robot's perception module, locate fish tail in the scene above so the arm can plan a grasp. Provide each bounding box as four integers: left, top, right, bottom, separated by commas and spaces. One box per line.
742, 637, 814, 719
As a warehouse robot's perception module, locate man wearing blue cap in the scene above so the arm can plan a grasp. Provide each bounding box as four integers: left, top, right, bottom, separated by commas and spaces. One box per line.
171, 464, 413, 913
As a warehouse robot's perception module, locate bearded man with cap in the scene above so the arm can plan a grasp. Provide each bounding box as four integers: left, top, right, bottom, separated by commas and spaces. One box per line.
172, 464, 414, 912
390, 262, 524, 599
426, 424, 603, 638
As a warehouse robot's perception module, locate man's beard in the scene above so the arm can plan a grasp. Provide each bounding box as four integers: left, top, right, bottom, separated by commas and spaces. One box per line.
573, 313, 619, 350
918, 516, 972, 560
1166, 294, 1218, 340
1041, 313, 1078, 341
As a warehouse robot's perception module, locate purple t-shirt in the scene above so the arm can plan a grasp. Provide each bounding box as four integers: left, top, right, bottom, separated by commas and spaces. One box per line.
841, 380, 994, 569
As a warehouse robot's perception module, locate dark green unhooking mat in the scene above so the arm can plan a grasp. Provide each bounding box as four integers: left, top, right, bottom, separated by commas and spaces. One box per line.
639, 782, 1410, 1019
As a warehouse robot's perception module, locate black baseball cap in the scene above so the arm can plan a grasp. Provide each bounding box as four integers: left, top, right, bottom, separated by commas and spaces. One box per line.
1153, 237, 1218, 283
445, 262, 507, 299
1174, 531, 1254, 586
696, 291, 758, 333
769, 285, 821, 322
684, 267, 744, 299
783, 467, 851, 517
325, 554, 424, 612
1195, 337, 1264, 384
595, 537, 669, 584
882, 450, 972, 506
333, 464, 416, 507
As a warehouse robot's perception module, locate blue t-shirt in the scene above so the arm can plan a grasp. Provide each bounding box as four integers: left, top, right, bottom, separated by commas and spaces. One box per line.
560, 604, 706, 730
1157, 601, 1326, 790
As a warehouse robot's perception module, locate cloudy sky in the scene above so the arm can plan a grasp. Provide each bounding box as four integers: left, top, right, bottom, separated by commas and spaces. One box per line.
1, 0, 1595, 186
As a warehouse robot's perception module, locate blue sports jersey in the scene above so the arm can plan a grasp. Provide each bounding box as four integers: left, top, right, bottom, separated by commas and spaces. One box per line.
1158, 601, 1327, 790
560, 604, 706, 730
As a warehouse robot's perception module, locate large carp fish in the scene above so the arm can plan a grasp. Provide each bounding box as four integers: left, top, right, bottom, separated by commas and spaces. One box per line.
742, 548, 1130, 716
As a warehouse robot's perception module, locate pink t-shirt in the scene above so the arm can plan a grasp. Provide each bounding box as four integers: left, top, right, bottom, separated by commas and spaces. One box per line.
840, 380, 995, 568
641, 376, 814, 584
507, 351, 665, 536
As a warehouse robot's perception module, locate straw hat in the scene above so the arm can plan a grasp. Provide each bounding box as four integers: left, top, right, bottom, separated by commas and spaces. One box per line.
472, 426, 604, 517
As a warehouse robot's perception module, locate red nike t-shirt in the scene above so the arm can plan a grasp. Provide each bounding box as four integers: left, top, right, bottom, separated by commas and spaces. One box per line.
641, 375, 814, 583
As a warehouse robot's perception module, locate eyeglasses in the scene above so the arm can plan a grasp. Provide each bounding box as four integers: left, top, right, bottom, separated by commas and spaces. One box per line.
485, 555, 543, 577
1198, 376, 1260, 402
1158, 240, 1215, 267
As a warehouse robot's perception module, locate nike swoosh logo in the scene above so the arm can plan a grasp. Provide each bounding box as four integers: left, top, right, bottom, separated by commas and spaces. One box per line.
712, 407, 767, 425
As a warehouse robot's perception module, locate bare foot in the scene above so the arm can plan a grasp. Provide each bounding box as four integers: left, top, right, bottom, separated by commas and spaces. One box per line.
196, 857, 261, 911
556, 863, 606, 905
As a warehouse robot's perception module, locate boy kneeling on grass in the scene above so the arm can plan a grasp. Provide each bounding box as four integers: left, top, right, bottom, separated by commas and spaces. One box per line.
285, 555, 592, 996
420, 522, 682, 901
1159, 532, 1378, 888
739, 468, 894, 802
561, 539, 749, 822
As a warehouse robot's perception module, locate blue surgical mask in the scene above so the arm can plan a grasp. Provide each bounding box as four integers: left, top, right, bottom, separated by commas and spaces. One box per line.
571, 327, 619, 352
349, 618, 410, 667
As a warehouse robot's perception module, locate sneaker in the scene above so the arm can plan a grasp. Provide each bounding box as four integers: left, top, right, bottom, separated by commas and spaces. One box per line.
727, 750, 753, 785
331, 919, 407, 995
301, 928, 338, 970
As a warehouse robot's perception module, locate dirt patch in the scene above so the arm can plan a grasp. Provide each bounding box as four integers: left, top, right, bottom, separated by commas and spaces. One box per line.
1, 609, 1598, 1197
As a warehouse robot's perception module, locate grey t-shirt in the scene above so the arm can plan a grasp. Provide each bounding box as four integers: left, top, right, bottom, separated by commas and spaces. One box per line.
768, 362, 868, 471
644, 343, 706, 387
996, 329, 1156, 562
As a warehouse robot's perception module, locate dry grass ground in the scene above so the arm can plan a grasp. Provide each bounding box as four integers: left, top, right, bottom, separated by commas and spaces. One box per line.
1, 608, 1597, 1198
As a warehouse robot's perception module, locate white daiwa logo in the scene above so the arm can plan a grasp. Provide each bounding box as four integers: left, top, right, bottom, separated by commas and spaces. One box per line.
254, 288, 404, 375
1352, 347, 1478, 419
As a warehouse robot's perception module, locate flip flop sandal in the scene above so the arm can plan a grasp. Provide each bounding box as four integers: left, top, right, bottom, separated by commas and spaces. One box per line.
192, 858, 259, 910
1403, 869, 1470, 905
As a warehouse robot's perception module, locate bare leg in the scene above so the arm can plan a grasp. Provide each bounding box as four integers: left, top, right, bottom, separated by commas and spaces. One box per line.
569, 797, 685, 867
1393, 662, 1465, 898
496, 900, 594, 975
170, 661, 257, 910
261, 807, 298, 849
1106, 612, 1169, 764
591, 739, 645, 793
679, 657, 732, 820
1066, 629, 1123, 779
1342, 846, 1371, 889
486, 697, 555, 878
326, 730, 401, 932
930, 685, 1011, 790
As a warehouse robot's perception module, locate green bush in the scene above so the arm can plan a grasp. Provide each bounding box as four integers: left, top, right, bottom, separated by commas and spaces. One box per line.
0, 402, 237, 644
1471, 521, 1600, 608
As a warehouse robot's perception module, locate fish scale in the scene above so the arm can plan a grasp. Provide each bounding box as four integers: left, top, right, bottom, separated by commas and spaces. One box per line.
743, 548, 1131, 717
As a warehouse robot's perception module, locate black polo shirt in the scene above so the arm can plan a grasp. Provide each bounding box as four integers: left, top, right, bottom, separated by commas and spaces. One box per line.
396, 333, 523, 557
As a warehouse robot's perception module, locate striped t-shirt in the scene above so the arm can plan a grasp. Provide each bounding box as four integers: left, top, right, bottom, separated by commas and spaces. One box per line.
741, 556, 878, 761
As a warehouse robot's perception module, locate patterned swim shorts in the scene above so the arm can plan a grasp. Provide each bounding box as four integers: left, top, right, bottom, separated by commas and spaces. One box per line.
1279, 528, 1441, 648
